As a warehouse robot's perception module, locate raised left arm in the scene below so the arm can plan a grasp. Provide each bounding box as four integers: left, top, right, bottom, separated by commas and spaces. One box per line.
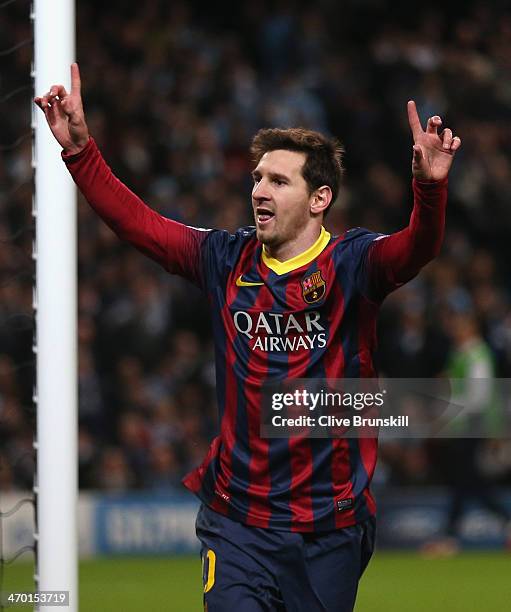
365, 102, 461, 298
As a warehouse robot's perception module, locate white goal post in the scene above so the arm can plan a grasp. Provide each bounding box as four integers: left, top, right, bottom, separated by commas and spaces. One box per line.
33, 0, 77, 609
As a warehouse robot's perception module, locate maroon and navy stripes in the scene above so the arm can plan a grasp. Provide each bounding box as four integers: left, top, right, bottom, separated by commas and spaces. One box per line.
184, 229, 381, 531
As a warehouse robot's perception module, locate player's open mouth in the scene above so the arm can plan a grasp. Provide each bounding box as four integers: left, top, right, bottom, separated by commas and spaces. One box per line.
256, 207, 275, 225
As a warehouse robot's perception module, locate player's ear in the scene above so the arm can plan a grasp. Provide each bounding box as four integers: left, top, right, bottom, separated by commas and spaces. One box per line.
310, 185, 332, 215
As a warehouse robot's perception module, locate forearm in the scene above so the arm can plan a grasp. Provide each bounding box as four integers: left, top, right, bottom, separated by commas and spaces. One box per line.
63, 138, 206, 283
368, 178, 447, 292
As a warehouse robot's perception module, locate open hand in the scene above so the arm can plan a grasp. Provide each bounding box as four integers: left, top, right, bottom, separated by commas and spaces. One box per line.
407, 100, 461, 181
34, 63, 89, 155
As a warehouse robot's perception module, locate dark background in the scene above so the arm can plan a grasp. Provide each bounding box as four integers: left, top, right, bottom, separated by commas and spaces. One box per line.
1, 0, 511, 493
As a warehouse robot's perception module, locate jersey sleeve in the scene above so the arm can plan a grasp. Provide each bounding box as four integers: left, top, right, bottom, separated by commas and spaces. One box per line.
347, 178, 447, 302
365, 178, 447, 300
63, 137, 211, 288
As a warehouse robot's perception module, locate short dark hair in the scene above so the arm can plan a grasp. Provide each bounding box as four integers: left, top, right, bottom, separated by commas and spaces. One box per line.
250, 127, 344, 214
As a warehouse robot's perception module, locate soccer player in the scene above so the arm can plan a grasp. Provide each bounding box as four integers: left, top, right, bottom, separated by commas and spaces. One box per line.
35, 63, 461, 611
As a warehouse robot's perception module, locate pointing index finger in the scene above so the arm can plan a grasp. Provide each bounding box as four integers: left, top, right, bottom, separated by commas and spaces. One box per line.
70, 62, 81, 95
407, 100, 423, 141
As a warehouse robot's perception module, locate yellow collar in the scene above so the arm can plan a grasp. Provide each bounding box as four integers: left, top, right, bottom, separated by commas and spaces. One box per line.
262, 226, 331, 275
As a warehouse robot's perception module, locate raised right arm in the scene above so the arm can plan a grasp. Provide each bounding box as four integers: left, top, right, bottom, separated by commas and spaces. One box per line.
35, 63, 208, 285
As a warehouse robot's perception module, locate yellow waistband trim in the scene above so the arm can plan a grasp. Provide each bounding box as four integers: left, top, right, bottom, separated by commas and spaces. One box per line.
262, 226, 331, 275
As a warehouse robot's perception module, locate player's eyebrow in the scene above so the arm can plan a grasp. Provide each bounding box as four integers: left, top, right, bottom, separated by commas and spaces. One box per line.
251, 170, 290, 182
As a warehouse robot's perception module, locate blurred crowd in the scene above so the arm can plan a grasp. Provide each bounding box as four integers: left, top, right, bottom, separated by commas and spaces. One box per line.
1, 0, 511, 494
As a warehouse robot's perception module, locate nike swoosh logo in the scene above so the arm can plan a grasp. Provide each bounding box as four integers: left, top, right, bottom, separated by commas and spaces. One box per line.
236, 275, 264, 287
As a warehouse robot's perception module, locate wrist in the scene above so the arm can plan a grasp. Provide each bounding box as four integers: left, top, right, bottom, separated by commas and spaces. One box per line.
62, 136, 92, 159
63, 137, 90, 156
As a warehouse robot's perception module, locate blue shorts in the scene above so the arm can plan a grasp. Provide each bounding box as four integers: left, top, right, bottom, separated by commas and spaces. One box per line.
196, 504, 375, 612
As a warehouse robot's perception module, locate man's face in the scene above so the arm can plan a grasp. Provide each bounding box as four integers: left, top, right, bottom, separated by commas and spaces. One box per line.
251, 150, 312, 248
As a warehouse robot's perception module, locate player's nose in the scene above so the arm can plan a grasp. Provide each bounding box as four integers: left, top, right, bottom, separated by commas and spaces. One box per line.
252, 180, 271, 201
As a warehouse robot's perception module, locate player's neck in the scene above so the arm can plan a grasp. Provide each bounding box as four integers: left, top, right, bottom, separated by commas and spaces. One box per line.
264, 224, 324, 263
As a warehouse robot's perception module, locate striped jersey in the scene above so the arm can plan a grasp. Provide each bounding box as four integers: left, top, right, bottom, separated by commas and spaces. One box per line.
64, 138, 447, 532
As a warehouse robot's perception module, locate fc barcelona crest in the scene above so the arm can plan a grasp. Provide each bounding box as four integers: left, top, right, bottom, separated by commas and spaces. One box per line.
301, 270, 326, 304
